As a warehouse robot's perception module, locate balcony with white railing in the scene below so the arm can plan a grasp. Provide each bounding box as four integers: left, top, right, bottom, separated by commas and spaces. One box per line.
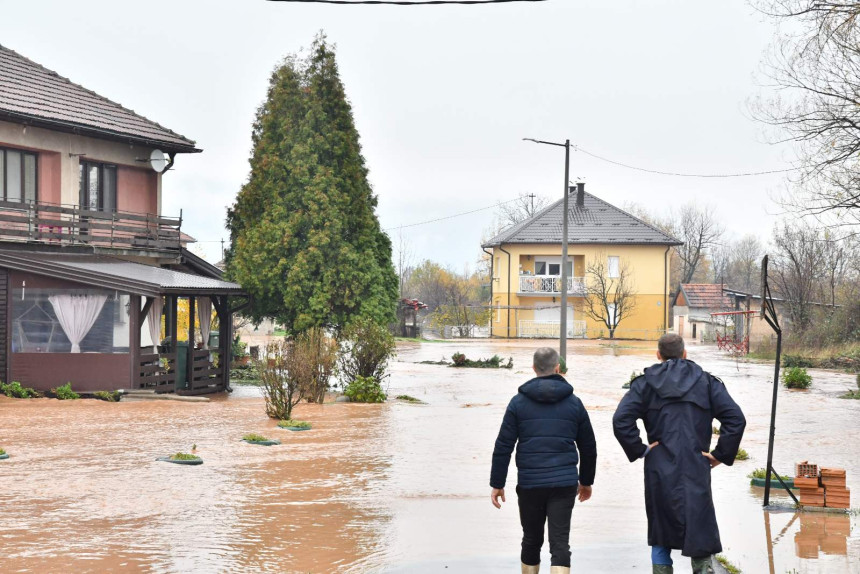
518, 275, 586, 296
518, 320, 587, 339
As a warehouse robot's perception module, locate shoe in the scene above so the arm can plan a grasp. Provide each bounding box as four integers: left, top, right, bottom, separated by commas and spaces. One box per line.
652, 565, 673, 574
550, 567, 570, 574
521, 563, 539, 574
690, 556, 714, 574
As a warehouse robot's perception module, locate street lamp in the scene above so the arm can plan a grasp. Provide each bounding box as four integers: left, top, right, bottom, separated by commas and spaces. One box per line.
523, 137, 571, 362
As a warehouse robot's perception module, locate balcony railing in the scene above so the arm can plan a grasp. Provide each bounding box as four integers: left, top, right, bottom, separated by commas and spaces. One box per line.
0, 199, 182, 252
518, 320, 587, 339
519, 275, 586, 295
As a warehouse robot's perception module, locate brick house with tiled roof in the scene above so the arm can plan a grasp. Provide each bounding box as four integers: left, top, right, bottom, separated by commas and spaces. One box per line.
0, 45, 244, 395
482, 183, 681, 340
673, 284, 732, 341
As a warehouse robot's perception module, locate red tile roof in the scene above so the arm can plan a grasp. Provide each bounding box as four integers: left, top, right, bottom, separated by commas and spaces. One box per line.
679, 284, 732, 309
0, 44, 199, 153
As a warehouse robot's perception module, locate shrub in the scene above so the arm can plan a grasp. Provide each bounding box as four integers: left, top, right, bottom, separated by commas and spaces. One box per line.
559, 356, 568, 375
0, 448, 5, 456
278, 419, 311, 429
93, 391, 120, 402
294, 327, 338, 404
259, 340, 308, 421
449, 353, 513, 368
0, 381, 39, 398
339, 318, 396, 387
782, 367, 812, 389
735, 448, 750, 461
395, 394, 422, 403
783, 354, 813, 368
169, 452, 200, 461
52, 383, 80, 400
451, 352, 467, 367
242, 433, 268, 442
748, 468, 791, 481
344, 375, 387, 403
230, 363, 262, 385
623, 370, 642, 389
232, 335, 247, 359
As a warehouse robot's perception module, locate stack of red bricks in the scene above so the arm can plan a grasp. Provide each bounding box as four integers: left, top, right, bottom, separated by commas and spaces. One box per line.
795, 462, 824, 507
821, 468, 850, 509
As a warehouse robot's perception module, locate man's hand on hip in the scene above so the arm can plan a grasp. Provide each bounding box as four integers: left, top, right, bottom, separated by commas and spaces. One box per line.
578, 485, 592, 502
491, 488, 505, 509
702, 451, 721, 468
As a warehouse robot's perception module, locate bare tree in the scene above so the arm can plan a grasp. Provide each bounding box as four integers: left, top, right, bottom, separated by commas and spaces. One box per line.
770, 222, 827, 330
668, 204, 725, 289
393, 228, 414, 299
728, 235, 763, 293
497, 193, 551, 228
754, 1, 860, 225
582, 254, 637, 339
710, 243, 732, 285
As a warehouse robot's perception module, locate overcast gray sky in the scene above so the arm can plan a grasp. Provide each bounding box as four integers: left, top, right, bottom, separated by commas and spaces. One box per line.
2, 0, 793, 268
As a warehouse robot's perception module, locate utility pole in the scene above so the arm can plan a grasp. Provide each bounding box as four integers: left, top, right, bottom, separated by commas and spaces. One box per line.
527, 193, 536, 216
523, 138, 572, 362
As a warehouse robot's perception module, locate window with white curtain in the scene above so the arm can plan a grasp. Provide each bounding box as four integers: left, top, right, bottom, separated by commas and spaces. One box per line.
608, 256, 620, 278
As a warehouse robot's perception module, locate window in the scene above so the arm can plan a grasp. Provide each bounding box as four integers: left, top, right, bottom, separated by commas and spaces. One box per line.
79, 161, 117, 212
608, 256, 620, 278
535, 260, 572, 276
0, 147, 37, 203
607, 303, 617, 326
495, 300, 501, 323
535, 261, 547, 275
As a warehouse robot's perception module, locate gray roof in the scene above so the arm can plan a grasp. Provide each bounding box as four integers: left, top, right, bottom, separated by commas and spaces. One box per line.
482, 191, 680, 247
0, 250, 242, 298
0, 44, 199, 153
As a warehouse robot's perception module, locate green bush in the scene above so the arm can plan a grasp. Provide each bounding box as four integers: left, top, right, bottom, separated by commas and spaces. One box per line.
623, 370, 642, 389
449, 353, 513, 369
559, 356, 568, 375
93, 391, 120, 402
52, 383, 80, 400
783, 354, 813, 368
748, 468, 791, 481
782, 366, 812, 389
451, 352, 467, 367
343, 375, 387, 403
0, 381, 39, 398
338, 318, 396, 387
242, 433, 268, 442
395, 394, 422, 403
0, 448, 5, 456
735, 448, 750, 461
277, 419, 311, 429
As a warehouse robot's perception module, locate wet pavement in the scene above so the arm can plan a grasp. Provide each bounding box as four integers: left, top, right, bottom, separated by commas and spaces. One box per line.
1, 339, 858, 573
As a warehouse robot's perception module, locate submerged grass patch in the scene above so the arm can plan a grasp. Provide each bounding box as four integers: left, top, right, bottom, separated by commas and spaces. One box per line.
716, 554, 742, 574
735, 448, 750, 461
169, 452, 200, 461
278, 419, 311, 429
242, 433, 269, 442
93, 390, 121, 402
748, 468, 791, 481
0, 448, 5, 456
395, 394, 423, 403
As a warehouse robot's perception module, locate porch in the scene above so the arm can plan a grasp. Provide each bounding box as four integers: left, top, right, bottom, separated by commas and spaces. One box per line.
0, 199, 182, 254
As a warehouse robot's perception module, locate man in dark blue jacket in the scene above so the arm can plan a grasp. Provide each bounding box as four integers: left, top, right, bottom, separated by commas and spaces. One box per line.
613, 333, 746, 574
490, 347, 597, 574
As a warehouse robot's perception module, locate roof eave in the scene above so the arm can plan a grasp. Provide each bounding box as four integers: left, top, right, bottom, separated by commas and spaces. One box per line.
0, 110, 201, 154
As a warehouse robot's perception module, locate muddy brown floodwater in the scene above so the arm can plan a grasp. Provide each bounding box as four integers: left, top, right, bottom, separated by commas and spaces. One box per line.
1, 339, 858, 573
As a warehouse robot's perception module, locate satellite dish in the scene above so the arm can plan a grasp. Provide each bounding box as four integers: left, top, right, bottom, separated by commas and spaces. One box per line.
150, 149, 168, 173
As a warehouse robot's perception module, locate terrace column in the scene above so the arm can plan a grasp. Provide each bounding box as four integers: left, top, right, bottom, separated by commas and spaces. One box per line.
186, 296, 196, 389
129, 295, 141, 388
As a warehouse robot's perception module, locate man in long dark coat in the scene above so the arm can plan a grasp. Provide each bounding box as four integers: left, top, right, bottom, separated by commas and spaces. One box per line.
612, 333, 745, 574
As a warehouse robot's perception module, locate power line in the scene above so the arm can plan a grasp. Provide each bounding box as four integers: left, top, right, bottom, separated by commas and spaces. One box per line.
384, 196, 521, 231
574, 144, 797, 178
267, 0, 545, 4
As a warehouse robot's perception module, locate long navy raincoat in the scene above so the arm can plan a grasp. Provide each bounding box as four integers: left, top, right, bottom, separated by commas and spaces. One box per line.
612, 359, 745, 558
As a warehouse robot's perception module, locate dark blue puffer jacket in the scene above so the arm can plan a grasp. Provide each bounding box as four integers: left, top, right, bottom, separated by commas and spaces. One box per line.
490, 374, 597, 490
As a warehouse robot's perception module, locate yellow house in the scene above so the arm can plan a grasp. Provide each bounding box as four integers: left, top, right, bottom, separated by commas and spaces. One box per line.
482, 184, 680, 340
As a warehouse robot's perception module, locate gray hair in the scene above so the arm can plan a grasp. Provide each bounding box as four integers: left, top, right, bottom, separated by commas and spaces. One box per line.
533, 347, 560, 375
658, 333, 685, 360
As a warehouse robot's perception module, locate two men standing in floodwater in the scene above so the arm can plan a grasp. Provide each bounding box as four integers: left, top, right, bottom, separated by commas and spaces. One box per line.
490, 334, 746, 574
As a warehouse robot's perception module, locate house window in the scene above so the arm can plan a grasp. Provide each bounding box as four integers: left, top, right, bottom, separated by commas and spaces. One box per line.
0, 147, 37, 203
607, 303, 617, 325
79, 161, 117, 212
535, 261, 547, 275
495, 300, 501, 323
608, 256, 620, 278
535, 260, 572, 276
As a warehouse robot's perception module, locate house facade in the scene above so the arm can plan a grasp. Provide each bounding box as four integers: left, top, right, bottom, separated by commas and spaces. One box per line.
483, 184, 680, 340
674, 284, 781, 346
0, 44, 245, 394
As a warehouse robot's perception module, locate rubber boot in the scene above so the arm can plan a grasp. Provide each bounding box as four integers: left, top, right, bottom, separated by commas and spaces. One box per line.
550, 567, 570, 574
652, 565, 674, 574
690, 556, 714, 574
521, 563, 539, 574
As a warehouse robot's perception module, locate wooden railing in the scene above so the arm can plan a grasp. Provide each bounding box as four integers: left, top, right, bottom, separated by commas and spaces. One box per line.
188, 348, 223, 392
0, 199, 182, 251
138, 352, 177, 392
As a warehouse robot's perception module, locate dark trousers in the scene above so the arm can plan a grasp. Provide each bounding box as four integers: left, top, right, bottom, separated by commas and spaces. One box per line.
516, 485, 578, 567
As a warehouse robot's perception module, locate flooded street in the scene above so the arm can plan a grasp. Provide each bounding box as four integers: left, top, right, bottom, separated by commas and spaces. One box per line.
1, 339, 859, 573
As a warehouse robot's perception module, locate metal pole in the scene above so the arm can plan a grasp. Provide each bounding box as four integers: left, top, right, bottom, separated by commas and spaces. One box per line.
763, 328, 782, 506
560, 140, 570, 361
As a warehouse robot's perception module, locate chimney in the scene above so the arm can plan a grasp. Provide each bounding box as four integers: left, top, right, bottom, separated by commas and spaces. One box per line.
576, 182, 585, 208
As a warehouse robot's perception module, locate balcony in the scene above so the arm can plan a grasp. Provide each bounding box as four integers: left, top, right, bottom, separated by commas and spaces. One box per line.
0, 199, 182, 253
518, 274, 586, 296
518, 320, 587, 339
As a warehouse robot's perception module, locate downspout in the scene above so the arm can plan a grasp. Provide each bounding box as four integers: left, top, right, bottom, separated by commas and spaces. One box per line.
663, 245, 671, 332
499, 245, 512, 339
482, 247, 494, 336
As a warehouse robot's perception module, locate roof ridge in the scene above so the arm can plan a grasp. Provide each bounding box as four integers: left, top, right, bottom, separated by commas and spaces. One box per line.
0, 43, 196, 147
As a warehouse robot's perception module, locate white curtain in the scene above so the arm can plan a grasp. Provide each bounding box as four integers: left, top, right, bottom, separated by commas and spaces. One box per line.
48, 294, 108, 353
147, 296, 163, 352
198, 297, 213, 349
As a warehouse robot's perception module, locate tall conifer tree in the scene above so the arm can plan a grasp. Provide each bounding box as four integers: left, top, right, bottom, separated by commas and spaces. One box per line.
227, 35, 398, 333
